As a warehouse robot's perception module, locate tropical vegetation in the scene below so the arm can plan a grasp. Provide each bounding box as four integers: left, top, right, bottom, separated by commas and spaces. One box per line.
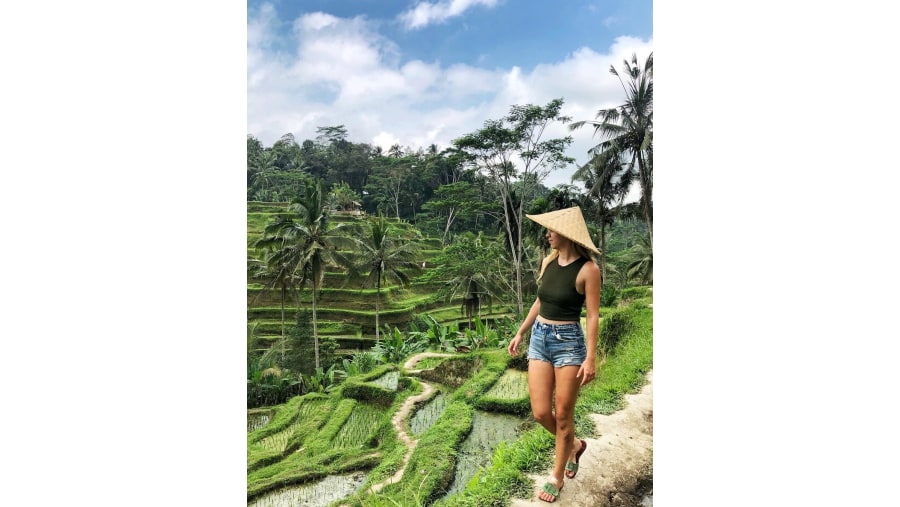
246, 52, 653, 506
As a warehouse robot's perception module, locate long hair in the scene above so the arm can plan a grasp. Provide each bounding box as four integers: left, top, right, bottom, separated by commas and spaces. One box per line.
537, 243, 594, 281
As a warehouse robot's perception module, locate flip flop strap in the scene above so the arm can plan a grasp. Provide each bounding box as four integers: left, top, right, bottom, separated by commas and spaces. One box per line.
565, 461, 579, 472
542, 481, 560, 496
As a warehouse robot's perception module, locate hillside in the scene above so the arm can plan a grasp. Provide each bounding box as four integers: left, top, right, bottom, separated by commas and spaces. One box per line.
247, 201, 517, 356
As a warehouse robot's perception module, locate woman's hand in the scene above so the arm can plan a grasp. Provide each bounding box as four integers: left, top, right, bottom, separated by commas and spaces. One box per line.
577, 358, 596, 386
507, 334, 523, 356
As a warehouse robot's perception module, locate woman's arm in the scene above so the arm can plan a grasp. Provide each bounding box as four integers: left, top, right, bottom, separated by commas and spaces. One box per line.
508, 254, 553, 356
578, 261, 601, 384
508, 297, 541, 356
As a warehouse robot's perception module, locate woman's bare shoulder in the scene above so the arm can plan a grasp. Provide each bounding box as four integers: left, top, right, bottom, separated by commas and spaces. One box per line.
579, 258, 601, 277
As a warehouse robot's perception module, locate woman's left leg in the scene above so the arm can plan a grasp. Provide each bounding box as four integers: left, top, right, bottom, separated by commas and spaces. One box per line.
550, 365, 582, 486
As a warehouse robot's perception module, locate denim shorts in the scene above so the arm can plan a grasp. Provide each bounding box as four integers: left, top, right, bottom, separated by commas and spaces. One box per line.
527, 320, 587, 367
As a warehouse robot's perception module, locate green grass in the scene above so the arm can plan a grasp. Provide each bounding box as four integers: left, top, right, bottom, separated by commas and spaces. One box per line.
579, 305, 654, 416
247, 299, 653, 506
413, 356, 446, 370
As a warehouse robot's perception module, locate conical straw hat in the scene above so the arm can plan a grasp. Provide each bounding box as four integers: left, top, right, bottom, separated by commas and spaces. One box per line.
526, 206, 599, 254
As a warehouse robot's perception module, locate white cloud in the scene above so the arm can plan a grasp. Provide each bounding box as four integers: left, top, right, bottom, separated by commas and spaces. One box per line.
372, 131, 401, 150
398, 0, 501, 30
247, 4, 652, 190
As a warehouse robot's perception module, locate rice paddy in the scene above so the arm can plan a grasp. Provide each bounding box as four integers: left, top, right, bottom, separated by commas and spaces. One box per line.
247, 472, 368, 507
332, 402, 384, 449
420, 357, 481, 388
257, 421, 302, 453
248, 410, 274, 432
256, 399, 327, 452
370, 370, 399, 390
409, 392, 448, 436
443, 410, 527, 497
483, 369, 529, 400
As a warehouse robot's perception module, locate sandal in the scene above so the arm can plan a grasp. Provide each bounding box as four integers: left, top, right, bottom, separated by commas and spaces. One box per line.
565, 439, 587, 478
539, 477, 564, 503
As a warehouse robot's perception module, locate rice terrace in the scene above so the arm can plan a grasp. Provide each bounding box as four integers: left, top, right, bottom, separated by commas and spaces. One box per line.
246, 39, 654, 504
247, 199, 653, 506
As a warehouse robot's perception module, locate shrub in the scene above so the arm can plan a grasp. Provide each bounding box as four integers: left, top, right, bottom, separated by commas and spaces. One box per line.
373, 326, 428, 363
247, 354, 304, 408
285, 310, 340, 376
601, 283, 619, 307
620, 285, 652, 300
597, 308, 635, 356
341, 381, 398, 406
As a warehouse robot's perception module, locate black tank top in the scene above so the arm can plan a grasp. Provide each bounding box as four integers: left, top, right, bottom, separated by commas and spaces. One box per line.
537, 256, 588, 321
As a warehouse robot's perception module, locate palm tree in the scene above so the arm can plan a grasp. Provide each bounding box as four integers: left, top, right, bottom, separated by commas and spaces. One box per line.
257, 178, 358, 369
247, 250, 303, 362
573, 148, 634, 284
249, 150, 278, 200
356, 213, 420, 342
423, 232, 507, 327
570, 52, 653, 242
626, 232, 653, 285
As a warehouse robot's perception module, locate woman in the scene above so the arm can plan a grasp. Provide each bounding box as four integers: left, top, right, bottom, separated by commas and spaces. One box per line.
507, 206, 601, 503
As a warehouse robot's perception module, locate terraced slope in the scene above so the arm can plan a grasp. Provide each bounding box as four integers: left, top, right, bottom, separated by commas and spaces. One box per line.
247, 202, 516, 354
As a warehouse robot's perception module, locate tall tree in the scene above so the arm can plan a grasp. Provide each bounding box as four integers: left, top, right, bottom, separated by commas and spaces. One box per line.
572, 148, 634, 284
247, 135, 265, 188
257, 178, 358, 369
454, 99, 574, 314
247, 252, 302, 362
421, 181, 492, 245
355, 213, 420, 341
271, 133, 303, 171
626, 232, 653, 285
365, 153, 418, 219
419, 232, 510, 326
570, 52, 653, 243
248, 150, 278, 200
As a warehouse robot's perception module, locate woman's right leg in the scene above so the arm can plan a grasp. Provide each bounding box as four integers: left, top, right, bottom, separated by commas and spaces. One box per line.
529, 359, 565, 502
528, 359, 556, 434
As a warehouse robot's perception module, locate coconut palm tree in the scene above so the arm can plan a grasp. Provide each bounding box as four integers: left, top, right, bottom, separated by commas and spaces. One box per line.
257, 178, 358, 369
355, 213, 420, 342
626, 232, 653, 285
570, 52, 653, 242
249, 150, 278, 200
573, 148, 635, 284
247, 250, 303, 362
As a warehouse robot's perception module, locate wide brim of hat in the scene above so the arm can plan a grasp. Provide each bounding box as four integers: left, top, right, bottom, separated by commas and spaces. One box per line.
526, 206, 600, 254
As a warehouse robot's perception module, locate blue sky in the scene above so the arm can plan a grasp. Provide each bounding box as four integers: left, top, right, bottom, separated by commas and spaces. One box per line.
248, 0, 653, 187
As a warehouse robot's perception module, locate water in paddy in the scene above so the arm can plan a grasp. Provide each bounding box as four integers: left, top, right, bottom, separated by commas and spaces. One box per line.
247, 472, 367, 507
256, 400, 326, 453
332, 402, 384, 448
419, 357, 482, 389
484, 369, 529, 400
409, 391, 448, 436
370, 370, 399, 390
248, 410, 273, 432
443, 410, 528, 497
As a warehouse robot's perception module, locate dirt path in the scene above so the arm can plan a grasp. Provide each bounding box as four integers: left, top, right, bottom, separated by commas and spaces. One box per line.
511, 370, 654, 507
366, 378, 435, 493
402, 352, 455, 373
364, 353, 455, 494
